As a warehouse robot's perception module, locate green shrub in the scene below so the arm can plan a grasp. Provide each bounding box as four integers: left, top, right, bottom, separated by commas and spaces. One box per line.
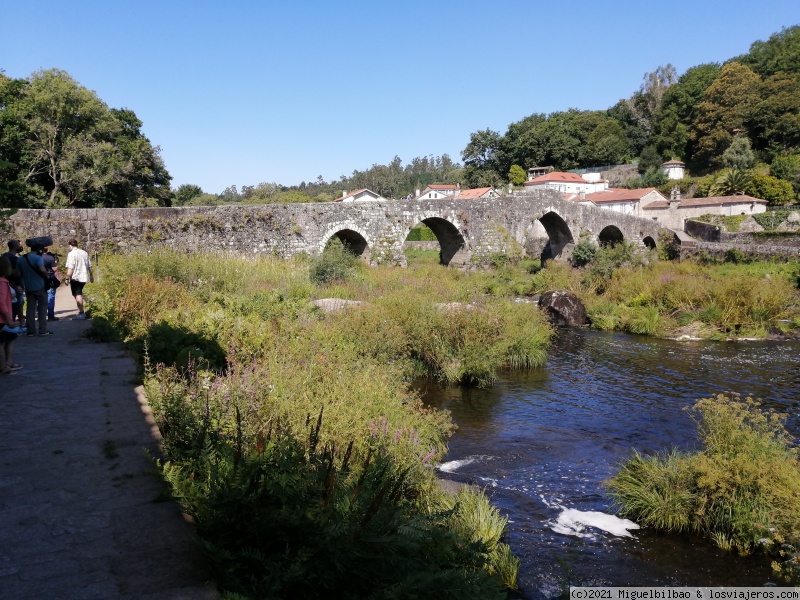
571, 238, 597, 267
309, 238, 360, 284
606, 393, 800, 581
753, 210, 794, 231
724, 248, 748, 264
159, 412, 510, 599
620, 306, 664, 336
406, 224, 438, 241
658, 230, 680, 261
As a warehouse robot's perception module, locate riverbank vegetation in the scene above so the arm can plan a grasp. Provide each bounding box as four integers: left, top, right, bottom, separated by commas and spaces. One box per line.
88, 248, 558, 598
85, 246, 800, 595
452, 242, 800, 340
605, 393, 800, 582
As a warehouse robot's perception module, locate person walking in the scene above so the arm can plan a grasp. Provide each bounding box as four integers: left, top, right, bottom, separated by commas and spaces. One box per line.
43, 246, 60, 321
17, 243, 52, 336
64, 239, 93, 320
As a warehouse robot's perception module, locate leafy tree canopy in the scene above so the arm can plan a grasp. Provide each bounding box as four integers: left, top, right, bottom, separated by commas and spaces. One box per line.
461, 24, 799, 184
0, 69, 171, 208
737, 25, 800, 76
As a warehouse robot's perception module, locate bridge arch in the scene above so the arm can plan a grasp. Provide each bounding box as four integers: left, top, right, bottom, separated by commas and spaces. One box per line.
537, 211, 575, 262
598, 225, 624, 247
405, 216, 468, 266
319, 225, 371, 259
643, 235, 657, 249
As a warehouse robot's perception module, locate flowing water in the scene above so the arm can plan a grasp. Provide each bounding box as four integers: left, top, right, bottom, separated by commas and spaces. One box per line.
418, 330, 800, 597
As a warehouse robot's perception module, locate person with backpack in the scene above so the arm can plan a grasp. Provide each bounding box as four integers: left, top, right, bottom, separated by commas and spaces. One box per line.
42, 246, 61, 321
17, 243, 53, 336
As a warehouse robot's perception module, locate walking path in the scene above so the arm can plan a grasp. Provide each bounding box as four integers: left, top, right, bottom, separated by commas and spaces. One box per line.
0, 288, 218, 599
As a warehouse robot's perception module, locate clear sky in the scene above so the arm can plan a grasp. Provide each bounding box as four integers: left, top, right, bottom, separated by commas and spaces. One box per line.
1, 1, 797, 194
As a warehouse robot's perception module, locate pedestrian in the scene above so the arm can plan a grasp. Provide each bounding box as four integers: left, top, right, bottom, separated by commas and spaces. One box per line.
17, 243, 52, 336
2, 240, 25, 331
64, 239, 93, 320
0, 256, 22, 373
42, 246, 61, 321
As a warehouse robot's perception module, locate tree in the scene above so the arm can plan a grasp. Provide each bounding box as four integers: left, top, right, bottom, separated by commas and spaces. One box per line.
508, 164, 526, 186
710, 168, 753, 196
692, 62, 761, 171
628, 64, 678, 137
174, 184, 204, 206
585, 119, 631, 165
770, 152, 800, 197
749, 173, 796, 204
721, 135, 755, 170
749, 72, 800, 156
0, 73, 39, 207
638, 145, 663, 174
0, 68, 170, 207
461, 129, 502, 187
654, 63, 721, 163
738, 25, 800, 77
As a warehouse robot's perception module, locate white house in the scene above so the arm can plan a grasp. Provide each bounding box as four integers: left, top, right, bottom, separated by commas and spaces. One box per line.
523, 171, 609, 194
334, 188, 384, 202
417, 184, 460, 200
415, 184, 499, 200
642, 189, 768, 229
581, 187, 669, 217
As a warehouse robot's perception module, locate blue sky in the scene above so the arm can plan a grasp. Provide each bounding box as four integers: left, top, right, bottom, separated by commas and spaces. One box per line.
1, 1, 797, 194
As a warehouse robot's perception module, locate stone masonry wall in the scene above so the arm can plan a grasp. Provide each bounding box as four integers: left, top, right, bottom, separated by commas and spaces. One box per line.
3, 192, 664, 267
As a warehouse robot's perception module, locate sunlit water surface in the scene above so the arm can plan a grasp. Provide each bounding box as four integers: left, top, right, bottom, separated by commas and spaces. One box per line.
418, 330, 800, 598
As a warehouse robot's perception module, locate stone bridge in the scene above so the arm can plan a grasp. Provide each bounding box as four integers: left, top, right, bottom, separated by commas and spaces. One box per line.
4, 189, 664, 266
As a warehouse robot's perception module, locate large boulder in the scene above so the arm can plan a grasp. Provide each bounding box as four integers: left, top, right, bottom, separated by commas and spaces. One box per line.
538, 290, 588, 328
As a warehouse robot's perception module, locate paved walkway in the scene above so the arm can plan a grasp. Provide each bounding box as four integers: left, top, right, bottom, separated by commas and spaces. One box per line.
0, 288, 218, 599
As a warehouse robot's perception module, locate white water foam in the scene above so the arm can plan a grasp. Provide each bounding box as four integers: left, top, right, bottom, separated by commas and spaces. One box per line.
549, 508, 640, 539
438, 457, 477, 473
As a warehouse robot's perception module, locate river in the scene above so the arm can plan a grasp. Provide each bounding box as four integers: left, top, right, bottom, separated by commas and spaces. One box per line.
418, 330, 800, 597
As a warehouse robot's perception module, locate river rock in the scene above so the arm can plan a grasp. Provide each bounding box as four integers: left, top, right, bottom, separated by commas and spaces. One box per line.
538, 290, 588, 327
312, 298, 363, 313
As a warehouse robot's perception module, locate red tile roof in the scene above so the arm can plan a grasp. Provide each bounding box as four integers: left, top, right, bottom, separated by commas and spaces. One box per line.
524, 172, 587, 185
427, 184, 459, 190
675, 195, 767, 207
456, 187, 493, 199
642, 201, 669, 209
642, 194, 767, 210
585, 188, 660, 204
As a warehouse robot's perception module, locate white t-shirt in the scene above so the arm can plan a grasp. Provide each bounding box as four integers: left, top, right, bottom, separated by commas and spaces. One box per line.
66, 247, 92, 283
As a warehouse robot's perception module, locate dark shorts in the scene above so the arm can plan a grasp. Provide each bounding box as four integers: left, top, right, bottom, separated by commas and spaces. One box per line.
0, 329, 18, 343
70, 280, 86, 297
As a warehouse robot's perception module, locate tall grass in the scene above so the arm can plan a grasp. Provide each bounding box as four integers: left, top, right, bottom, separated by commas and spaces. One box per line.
606, 393, 800, 581
579, 259, 800, 338
87, 249, 530, 596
